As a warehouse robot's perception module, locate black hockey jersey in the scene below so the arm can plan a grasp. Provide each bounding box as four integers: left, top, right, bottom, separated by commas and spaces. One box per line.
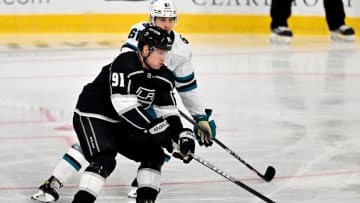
75, 51, 178, 131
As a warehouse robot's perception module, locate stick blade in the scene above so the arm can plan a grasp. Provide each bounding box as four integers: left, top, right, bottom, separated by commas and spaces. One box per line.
263, 166, 276, 182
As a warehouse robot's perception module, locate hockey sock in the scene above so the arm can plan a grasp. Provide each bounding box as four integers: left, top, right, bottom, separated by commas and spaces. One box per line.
53, 144, 88, 184
136, 168, 161, 201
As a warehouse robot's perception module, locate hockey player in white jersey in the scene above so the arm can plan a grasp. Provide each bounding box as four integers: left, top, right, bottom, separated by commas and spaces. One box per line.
31, 0, 216, 202
124, 0, 216, 148
121, 0, 217, 198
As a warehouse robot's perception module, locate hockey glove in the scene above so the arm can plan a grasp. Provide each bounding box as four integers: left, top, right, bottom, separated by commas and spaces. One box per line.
146, 118, 173, 153
193, 109, 217, 147
172, 128, 195, 164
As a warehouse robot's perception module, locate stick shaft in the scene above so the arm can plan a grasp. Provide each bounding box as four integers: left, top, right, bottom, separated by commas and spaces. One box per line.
179, 110, 273, 181
191, 153, 275, 203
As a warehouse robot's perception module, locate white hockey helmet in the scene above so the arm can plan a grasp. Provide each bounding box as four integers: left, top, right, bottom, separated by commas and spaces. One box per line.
149, 0, 177, 22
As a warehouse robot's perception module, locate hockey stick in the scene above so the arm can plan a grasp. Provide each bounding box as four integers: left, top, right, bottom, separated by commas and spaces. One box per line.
179, 110, 276, 182
190, 153, 275, 203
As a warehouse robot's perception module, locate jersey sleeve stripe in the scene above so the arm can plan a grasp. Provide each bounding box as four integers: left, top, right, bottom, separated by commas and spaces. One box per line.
153, 105, 178, 118
174, 72, 194, 83
110, 94, 139, 114
176, 80, 197, 93
74, 109, 121, 123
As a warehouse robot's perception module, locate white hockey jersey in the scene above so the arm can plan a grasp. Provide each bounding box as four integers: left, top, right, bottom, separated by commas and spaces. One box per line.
121, 22, 206, 118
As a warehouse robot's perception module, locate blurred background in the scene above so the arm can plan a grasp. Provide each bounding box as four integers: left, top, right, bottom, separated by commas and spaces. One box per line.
1, 1, 360, 203
0, 0, 359, 48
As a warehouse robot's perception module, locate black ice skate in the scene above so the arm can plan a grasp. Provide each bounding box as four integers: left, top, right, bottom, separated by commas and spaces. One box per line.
270, 26, 293, 44
331, 25, 355, 42
31, 176, 62, 202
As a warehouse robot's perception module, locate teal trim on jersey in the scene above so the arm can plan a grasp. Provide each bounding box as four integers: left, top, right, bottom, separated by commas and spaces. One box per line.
145, 106, 157, 119
175, 72, 195, 82
72, 143, 82, 152
63, 155, 81, 171
176, 83, 197, 93
175, 72, 197, 92
122, 42, 139, 51
164, 153, 171, 162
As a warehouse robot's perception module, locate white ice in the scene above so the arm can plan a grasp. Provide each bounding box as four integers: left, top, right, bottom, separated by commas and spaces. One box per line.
1, 34, 360, 203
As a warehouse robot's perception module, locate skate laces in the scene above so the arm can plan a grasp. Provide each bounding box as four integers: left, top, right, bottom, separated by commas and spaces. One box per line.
41, 177, 63, 192
49, 179, 62, 190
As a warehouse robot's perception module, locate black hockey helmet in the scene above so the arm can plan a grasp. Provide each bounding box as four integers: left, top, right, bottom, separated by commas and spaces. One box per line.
138, 26, 173, 51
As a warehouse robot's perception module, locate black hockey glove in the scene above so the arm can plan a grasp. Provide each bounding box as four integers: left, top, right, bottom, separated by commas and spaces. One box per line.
172, 128, 195, 164
146, 118, 173, 153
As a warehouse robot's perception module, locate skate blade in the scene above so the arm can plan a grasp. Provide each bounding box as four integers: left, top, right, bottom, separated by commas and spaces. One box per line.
127, 187, 137, 198
31, 191, 56, 202
270, 34, 292, 45
331, 33, 355, 42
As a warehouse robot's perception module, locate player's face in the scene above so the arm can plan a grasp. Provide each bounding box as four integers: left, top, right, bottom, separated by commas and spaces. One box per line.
146, 48, 168, 70
153, 17, 176, 33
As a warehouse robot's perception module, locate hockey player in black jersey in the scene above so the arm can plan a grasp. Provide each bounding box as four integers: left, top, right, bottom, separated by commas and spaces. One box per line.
32, 0, 214, 202
56, 26, 194, 203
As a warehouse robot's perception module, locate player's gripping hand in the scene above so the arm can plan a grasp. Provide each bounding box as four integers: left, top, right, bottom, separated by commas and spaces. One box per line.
146, 118, 173, 153
193, 109, 217, 147
172, 128, 195, 164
